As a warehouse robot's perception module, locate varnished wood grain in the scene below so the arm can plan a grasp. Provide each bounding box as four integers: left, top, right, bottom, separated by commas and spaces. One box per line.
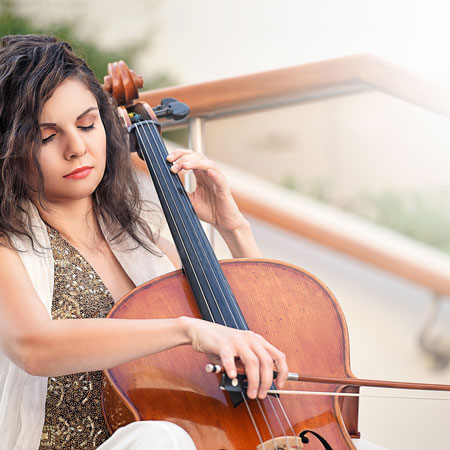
103, 260, 358, 450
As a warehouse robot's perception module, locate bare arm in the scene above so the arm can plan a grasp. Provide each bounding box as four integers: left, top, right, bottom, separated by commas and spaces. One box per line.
168, 149, 262, 259
0, 245, 286, 398
0, 244, 189, 376
216, 219, 262, 258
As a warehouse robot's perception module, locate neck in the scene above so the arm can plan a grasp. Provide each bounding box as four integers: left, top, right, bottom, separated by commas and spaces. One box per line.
33, 196, 105, 249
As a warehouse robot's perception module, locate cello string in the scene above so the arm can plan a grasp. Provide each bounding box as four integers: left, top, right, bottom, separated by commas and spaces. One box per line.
136, 119, 288, 444
270, 392, 298, 444
265, 395, 301, 448
268, 389, 450, 400
255, 395, 298, 450
144, 122, 245, 330
143, 122, 284, 445
133, 123, 219, 323
146, 124, 294, 444
141, 123, 226, 322
139, 122, 279, 448
241, 394, 267, 449
254, 396, 278, 445
147, 122, 248, 329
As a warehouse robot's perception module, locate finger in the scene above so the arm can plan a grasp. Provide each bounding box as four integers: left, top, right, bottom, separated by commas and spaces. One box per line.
219, 348, 237, 380
167, 151, 214, 168
271, 347, 288, 389
170, 157, 215, 174
205, 168, 227, 187
166, 149, 195, 162
168, 149, 210, 167
235, 346, 260, 399
248, 341, 277, 399
257, 354, 275, 399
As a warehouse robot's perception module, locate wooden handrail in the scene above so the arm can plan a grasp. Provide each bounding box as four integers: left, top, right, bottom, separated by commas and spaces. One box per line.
133, 153, 450, 298
222, 162, 450, 298
133, 55, 450, 296
140, 54, 450, 119
232, 184, 450, 298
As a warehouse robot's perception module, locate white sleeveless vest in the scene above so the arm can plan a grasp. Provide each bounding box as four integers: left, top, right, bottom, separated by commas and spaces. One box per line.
0, 203, 174, 450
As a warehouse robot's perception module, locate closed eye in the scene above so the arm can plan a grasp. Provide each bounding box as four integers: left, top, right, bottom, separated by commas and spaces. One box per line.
78, 124, 95, 132
41, 123, 95, 145
42, 134, 56, 145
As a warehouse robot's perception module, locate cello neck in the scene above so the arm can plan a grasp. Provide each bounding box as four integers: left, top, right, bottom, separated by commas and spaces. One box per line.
129, 116, 249, 331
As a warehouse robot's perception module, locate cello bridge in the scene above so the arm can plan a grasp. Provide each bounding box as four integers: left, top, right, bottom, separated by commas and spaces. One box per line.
256, 436, 303, 449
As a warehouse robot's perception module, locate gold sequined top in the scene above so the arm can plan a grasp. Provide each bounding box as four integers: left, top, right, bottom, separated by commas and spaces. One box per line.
39, 225, 114, 449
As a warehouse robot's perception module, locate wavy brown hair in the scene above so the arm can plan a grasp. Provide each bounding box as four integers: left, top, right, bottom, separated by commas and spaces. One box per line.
0, 34, 160, 252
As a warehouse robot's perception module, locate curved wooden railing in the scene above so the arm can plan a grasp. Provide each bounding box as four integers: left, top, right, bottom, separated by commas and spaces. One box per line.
133, 54, 450, 297
140, 54, 450, 120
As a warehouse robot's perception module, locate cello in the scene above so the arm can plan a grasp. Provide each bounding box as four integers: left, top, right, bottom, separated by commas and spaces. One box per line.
101, 61, 450, 450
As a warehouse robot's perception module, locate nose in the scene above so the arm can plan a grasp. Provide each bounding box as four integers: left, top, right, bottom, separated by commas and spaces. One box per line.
63, 130, 87, 160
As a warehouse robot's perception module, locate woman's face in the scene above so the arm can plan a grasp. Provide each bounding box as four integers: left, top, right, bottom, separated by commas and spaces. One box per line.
30, 77, 107, 205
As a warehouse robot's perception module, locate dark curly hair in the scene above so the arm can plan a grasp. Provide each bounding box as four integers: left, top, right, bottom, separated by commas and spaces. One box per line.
0, 34, 160, 252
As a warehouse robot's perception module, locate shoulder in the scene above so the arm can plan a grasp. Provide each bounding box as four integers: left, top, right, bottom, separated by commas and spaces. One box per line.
0, 200, 50, 254
0, 238, 25, 268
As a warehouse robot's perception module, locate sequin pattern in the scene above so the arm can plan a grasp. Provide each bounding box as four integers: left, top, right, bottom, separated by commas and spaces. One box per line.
39, 225, 114, 449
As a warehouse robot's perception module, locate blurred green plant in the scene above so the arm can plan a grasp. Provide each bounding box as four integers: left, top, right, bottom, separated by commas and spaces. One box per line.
281, 173, 331, 203
0, 0, 188, 143
342, 190, 450, 254
162, 128, 189, 148
281, 172, 450, 254
280, 173, 298, 191
0, 0, 174, 89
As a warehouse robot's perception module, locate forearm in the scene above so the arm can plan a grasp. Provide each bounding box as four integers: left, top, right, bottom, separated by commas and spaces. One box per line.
217, 219, 262, 258
23, 316, 191, 377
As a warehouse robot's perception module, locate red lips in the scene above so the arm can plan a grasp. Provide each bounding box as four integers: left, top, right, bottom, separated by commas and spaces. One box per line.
63, 166, 93, 179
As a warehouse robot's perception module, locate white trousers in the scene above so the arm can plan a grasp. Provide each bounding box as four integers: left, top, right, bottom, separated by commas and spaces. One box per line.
97, 421, 196, 450
98, 421, 386, 450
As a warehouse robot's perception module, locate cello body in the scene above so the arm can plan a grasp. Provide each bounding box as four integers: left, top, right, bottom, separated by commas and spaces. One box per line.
103, 259, 359, 449
100, 59, 450, 450
101, 60, 359, 449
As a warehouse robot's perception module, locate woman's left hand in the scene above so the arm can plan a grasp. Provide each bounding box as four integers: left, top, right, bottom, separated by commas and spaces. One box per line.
167, 149, 246, 234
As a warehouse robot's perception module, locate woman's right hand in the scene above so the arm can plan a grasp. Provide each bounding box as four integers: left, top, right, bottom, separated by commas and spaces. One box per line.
181, 316, 288, 400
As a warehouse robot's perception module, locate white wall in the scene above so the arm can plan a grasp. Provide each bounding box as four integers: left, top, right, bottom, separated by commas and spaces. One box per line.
246, 216, 450, 450
15, 0, 450, 87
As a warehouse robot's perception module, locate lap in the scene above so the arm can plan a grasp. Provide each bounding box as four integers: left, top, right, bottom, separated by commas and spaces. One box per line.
97, 421, 196, 450
98, 422, 386, 450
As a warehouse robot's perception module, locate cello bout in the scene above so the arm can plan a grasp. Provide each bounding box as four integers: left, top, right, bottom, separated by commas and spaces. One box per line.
102, 374, 140, 433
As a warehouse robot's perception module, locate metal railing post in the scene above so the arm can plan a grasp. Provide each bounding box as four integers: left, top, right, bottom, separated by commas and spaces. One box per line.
189, 117, 216, 249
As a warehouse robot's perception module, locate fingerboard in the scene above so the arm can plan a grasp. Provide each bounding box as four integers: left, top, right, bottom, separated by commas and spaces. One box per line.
130, 119, 249, 331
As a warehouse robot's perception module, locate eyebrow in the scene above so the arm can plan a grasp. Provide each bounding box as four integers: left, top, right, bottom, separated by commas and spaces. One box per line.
39, 107, 99, 127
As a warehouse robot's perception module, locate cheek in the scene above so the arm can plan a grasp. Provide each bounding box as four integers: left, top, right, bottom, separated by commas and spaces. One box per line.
25, 153, 42, 191
37, 153, 55, 177
34, 153, 64, 192
96, 130, 107, 167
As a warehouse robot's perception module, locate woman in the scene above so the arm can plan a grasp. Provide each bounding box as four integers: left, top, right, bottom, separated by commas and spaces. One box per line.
0, 34, 288, 449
